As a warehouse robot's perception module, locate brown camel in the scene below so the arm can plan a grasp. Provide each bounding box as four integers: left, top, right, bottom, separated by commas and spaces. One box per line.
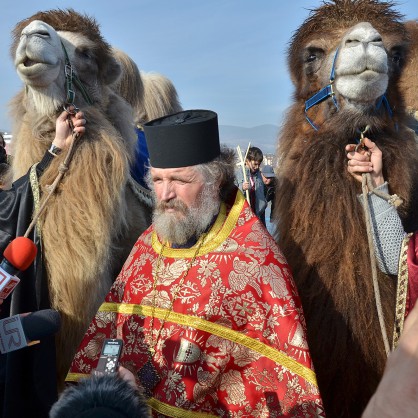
8, 9, 152, 386
274, 1, 418, 417
400, 20, 418, 134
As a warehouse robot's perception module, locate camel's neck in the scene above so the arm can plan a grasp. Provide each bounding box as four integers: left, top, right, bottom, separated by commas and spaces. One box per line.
25, 84, 65, 117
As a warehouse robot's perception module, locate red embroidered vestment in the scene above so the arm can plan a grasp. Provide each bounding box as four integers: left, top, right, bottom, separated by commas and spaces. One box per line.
67, 191, 324, 417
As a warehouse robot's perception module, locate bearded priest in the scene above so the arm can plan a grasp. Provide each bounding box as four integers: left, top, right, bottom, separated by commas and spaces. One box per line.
66, 109, 324, 417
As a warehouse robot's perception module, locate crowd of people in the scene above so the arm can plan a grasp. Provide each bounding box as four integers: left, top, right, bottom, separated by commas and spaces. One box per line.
0, 109, 417, 417
0, 134, 11, 191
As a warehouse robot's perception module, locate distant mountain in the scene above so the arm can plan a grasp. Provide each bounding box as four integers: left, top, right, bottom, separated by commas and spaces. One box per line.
219, 124, 279, 155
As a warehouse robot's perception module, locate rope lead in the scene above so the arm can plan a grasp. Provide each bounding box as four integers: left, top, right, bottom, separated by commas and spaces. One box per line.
24, 128, 80, 238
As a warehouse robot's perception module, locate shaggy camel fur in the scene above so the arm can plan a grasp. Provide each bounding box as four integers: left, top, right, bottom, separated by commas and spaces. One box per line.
139, 72, 182, 122
400, 20, 418, 133
274, 1, 418, 417
9, 9, 152, 386
111, 47, 182, 125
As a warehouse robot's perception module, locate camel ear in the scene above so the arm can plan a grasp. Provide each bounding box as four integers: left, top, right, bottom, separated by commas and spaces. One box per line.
101, 56, 122, 85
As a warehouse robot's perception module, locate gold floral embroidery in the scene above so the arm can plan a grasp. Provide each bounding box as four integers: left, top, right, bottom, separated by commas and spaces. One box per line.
84, 333, 107, 359
219, 370, 247, 406
260, 263, 290, 299
95, 311, 116, 329
229, 257, 262, 296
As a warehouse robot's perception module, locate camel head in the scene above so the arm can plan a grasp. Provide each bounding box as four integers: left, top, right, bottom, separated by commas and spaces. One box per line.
288, 0, 410, 133
11, 9, 121, 116
9, 9, 138, 179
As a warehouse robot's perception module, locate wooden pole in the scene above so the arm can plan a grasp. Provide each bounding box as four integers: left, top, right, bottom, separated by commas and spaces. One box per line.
236, 142, 251, 205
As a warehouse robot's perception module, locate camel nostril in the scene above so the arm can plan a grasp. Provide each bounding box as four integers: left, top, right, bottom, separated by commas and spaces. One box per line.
33, 30, 51, 40
345, 39, 361, 47
23, 58, 36, 67
33, 29, 49, 36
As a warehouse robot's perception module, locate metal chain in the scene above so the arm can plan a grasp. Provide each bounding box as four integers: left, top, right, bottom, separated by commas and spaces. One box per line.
148, 233, 207, 354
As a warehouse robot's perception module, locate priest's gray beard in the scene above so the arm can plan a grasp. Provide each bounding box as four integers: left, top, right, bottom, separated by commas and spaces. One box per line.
153, 185, 220, 245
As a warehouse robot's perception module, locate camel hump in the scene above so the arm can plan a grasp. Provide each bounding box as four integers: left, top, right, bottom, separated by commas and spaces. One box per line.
140, 71, 182, 123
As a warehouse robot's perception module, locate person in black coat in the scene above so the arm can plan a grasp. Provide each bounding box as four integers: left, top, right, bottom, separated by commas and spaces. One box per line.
0, 108, 86, 418
261, 164, 276, 222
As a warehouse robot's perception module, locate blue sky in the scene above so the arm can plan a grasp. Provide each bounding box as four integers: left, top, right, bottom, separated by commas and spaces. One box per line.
1, 0, 417, 133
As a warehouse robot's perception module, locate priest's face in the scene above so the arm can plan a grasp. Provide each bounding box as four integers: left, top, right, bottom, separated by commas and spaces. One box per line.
149, 166, 219, 244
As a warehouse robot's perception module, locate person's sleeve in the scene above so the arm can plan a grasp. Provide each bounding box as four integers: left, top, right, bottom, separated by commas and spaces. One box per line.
235, 169, 244, 190
360, 182, 405, 275
0, 150, 55, 251
36, 150, 55, 175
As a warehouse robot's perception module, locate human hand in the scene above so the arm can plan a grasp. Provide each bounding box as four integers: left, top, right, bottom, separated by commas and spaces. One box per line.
362, 302, 418, 418
117, 365, 139, 390
346, 137, 384, 188
242, 181, 250, 191
52, 107, 86, 150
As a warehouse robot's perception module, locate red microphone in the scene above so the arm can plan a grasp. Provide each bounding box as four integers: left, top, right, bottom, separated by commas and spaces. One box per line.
0, 237, 37, 299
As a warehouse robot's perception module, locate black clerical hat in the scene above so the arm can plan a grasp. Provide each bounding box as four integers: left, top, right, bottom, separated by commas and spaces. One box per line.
143, 110, 220, 168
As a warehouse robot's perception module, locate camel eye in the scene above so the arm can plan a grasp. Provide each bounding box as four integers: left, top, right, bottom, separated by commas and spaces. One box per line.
392, 52, 401, 65
307, 53, 317, 63
78, 49, 92, 60
304, 47, 323, 64
303, 47, 324, 75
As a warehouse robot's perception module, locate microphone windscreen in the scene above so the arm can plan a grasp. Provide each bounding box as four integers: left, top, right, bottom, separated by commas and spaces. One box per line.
20, 309, 61, 341
3, 237, 37, 271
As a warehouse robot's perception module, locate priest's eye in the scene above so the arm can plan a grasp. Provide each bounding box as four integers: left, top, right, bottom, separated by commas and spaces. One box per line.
174, 179, 188, 185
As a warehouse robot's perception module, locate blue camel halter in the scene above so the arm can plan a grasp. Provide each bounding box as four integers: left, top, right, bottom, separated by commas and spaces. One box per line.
304, 48, 394, 131
304, 48, 339, 131
61, 41, 94, 111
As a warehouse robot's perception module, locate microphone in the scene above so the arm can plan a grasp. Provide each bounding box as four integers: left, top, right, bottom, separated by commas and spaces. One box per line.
50, 373, 150, 418
0, 237, 37, 299
0, 309, 61, 354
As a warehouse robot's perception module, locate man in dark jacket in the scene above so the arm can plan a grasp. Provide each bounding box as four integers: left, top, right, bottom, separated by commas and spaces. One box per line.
240, 146, 269, 225
0, 108, 86, 417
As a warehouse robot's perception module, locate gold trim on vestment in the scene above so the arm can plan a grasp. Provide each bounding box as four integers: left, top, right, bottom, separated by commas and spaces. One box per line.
29, 163, 42, 239
65, 372, 86, 382
98, 302, 318, 387
147, 398, 218, 418
151, 191, 245, 258
392, 233, 412, 349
